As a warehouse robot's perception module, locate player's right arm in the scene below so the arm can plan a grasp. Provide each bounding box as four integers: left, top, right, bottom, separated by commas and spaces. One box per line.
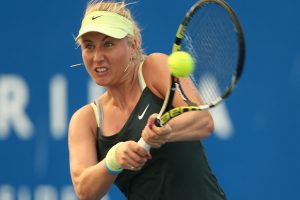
68, 104, 150, 199
68, 105, 116, 200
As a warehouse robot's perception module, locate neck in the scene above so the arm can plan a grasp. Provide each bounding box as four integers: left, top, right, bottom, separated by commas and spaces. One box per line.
106, 67, 141, 110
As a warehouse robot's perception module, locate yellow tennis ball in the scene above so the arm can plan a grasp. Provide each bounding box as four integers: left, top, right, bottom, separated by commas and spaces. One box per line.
168, 51, 195, 77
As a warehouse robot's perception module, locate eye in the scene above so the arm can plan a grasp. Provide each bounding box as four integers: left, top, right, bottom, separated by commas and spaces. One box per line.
83, 42, 94, 50
103, 41, 114, 48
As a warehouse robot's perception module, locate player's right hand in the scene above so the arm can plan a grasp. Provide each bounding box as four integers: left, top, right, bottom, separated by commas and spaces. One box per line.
115, 141, 152, 171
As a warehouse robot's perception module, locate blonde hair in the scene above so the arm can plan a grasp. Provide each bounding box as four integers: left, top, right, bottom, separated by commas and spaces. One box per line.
80, 0, 144, 65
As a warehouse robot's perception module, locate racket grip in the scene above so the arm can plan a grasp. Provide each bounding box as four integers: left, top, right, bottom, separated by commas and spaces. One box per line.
137, 138, 151, 151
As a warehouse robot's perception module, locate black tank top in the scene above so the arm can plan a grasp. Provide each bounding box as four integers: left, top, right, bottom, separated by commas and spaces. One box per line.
92, 62, 227, 200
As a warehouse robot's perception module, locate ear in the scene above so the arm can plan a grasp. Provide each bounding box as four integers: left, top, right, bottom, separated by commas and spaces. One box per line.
130, 38, 137, 57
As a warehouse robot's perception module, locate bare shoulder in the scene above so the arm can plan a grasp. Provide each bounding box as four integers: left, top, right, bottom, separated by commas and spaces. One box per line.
68, 103, 98, 140
143, 53, 169, 72
142, 53, 170, 98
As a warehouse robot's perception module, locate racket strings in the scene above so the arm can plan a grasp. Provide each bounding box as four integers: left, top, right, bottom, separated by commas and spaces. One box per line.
181, 3, 239, 105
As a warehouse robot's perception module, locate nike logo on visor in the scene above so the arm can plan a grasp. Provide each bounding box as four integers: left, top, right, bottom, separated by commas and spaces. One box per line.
138, 104, 150, 120
92, 15, 102, 20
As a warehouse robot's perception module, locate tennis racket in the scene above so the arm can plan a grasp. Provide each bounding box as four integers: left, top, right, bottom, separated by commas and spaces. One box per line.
138, 0, 245, 151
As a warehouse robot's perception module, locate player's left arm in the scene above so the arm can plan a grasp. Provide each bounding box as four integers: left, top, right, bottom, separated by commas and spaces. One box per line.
167, 77, 214, 142
142, 53, 214, 146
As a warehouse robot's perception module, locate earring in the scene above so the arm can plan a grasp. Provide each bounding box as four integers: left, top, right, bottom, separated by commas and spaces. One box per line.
123, 63, 130, 72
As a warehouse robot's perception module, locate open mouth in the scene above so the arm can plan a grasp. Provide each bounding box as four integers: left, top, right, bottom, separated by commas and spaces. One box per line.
95, 67, 108, 73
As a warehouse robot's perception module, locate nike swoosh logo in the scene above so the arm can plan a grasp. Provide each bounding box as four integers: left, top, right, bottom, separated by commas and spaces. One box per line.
92, 15, 102, 20
138, 104, 150, 120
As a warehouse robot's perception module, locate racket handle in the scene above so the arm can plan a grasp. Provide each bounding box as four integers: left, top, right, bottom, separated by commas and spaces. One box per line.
137, 138, 151, 151
138, 118, 162, 151
154, 118, 162, 127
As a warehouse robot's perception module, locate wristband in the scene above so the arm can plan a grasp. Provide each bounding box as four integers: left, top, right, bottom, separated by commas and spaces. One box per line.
105, 142, 123, 174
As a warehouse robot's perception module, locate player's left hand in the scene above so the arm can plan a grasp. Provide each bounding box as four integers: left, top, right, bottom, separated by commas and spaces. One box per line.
141, 114, 172, 148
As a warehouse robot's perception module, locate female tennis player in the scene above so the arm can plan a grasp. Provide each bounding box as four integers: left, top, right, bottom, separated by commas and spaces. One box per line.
68, 1, 227, 199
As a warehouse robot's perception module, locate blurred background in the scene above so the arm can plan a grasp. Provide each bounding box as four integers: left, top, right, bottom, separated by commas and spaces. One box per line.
0, 0, 299, 199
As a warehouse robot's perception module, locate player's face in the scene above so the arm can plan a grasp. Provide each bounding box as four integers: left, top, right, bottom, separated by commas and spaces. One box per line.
80, 32, 133, 86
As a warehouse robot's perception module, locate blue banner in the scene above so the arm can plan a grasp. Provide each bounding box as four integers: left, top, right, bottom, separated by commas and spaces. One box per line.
1, 0, 299, 200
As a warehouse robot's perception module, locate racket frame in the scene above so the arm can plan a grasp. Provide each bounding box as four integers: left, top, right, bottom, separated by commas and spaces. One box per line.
156, 0, 245, 126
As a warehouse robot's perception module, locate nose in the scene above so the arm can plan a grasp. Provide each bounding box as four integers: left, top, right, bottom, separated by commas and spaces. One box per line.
93, 48, 104, 64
